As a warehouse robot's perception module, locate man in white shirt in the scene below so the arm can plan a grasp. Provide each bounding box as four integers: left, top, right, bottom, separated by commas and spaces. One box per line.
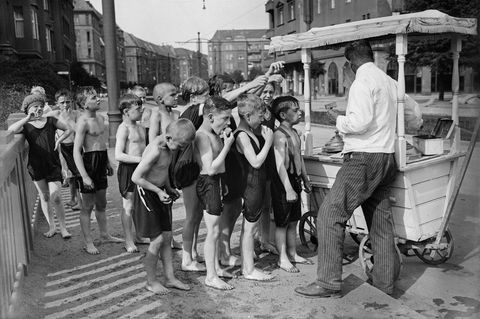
295, 40, 422, 298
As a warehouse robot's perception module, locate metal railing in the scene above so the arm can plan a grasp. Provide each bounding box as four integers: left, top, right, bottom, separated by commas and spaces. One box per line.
0, 117, 38, 318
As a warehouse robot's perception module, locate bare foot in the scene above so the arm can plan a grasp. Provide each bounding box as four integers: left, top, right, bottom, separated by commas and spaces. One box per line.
243, 268, 276, 281
205, 277, 234, 290
146, 281, 170, 295
100, 234, 124, 243
219, 254, 241, 267
171, 239, 182, 250
192, 251, 204, 263
60, 229, 72, 239
277, 261, 299, 273
84, 243, 99, 255
165, 278, 190, 291
71, 203, 82, 211
43, 229, 56, 238
181, 261, 206, 272
217, 268, 236, 279
124, 242, 138, 253
135, 237, 150, 245
289, 255, 314, 265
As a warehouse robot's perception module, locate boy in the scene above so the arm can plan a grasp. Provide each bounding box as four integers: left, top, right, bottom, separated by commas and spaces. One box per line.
131, 118, 195, 294
115, 94, 149, 253
234, 94, 275, 281
73, 87, 123, 255
195, 96, 235, 290
271, 96, 313, 272
50, 89, 82, 209
148, 83, 180, 144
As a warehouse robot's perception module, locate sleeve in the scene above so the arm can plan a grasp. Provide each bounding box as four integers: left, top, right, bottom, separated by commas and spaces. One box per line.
336, 79, 374, 135
404, 94, 423, 130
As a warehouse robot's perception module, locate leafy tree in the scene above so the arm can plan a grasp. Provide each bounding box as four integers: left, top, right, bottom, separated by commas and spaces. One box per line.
70, 62, 101, 90
404, 0, 480, 99
230, 69, 244, 84
248, 66, 264, 80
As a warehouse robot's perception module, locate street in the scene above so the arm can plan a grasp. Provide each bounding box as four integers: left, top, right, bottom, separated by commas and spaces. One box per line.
11, 123, 480, 319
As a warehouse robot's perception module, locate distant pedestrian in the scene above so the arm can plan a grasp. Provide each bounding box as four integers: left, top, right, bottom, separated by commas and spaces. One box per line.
8, 94, 73, 239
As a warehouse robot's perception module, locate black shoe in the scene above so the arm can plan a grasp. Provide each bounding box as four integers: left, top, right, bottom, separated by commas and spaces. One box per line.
294, 282, 341, 298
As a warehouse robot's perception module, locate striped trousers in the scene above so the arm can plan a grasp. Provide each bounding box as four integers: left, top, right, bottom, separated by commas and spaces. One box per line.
316, 152, 400, 294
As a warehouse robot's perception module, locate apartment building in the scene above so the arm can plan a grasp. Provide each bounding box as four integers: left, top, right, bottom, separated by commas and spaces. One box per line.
0, 0, 76, 70
175, 47, 208, 84
208, 29, 271, 78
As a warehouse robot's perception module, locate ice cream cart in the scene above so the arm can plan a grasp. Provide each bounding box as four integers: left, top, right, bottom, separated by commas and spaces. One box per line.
267, 10, 478, 270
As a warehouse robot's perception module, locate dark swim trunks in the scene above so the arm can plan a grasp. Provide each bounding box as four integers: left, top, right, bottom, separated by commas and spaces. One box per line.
271, 171, 302, 228
117, 162, 137, 198
23, 117, 62, 182
60, 142, 80, 177
196, 174, 225, 216
132, 186, 172, 238
222, 149, 243, 202
79, 150, 108, 193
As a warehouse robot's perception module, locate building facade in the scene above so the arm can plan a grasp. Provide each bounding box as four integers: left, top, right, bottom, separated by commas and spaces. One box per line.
0, 0, 76, 71
175, 47, 208, 84
208, 29, 271, 78
124, 32, 179, 88
265, 0, 477, 95
73, 0, 105, 82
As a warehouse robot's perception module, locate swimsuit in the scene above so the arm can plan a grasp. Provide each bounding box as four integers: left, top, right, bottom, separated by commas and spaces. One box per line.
132, 185, 172, 238
196, 174, 225, 216
117, 162, 137, 198
79, 150, 108, 193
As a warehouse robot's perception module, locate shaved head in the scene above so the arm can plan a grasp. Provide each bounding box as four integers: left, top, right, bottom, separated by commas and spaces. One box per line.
153, 83, 176, 101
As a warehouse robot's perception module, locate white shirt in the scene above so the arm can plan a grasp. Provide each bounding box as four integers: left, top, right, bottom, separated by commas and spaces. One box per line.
336, 62, 422, 154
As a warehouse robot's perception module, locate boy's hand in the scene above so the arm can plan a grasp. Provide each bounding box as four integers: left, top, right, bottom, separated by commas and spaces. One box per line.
54, 140, 61, 151
106, 163, 114, 176
286, 189, 298, 202
251, 75, 268, 87
157, 190, 172, 204
261, 125, 273, 145
82, 176, 95, 191
222, 129, 235, 147
326, 109, 339, 124
167, 189, 180, 202
303, 179, 312, 193
27, 110, 36, 121
266, 61, 285, 76
40, 191, 49, 202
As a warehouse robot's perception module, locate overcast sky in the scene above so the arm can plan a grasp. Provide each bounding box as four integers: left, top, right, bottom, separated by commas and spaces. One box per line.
88, 0, 269, 53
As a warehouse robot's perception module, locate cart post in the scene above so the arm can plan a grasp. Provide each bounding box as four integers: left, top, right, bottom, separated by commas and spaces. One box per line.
451, 35, 462, 153
302, 48, 313, 156
395, 33, 407, 169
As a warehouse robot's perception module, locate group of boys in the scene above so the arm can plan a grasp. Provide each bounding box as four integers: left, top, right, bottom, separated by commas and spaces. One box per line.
47, 78, 313, 294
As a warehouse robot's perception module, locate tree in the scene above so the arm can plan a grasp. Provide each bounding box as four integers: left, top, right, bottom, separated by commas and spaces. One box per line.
230, 69, 244, 84
404, 0, 480, 99
70, 62, 101, 90
248, 66, 264, 81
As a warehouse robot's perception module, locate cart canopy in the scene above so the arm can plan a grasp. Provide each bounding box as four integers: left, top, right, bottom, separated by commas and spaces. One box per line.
268, 9, 477, 53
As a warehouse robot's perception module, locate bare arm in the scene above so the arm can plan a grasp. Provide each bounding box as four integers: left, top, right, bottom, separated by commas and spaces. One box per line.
54, 118, 74, 149
148, 111, 161, 142
8, 113, 33, 134
222, 75, 268, 102
196, 132, 234, 176
273, 132, 296, 201
114, 124, 142, 163
73, 119, 92, 187
236, 127, 273, 169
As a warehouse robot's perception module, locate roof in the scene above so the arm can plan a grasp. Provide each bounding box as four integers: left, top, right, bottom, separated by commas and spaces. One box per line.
210, 29, 269, 42
269, 10, 478, 53
73, 0, 102, 19
174, 48, 207, 59
124, 32, 176, 58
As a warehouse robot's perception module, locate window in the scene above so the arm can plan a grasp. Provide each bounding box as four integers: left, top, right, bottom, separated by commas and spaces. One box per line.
64, 45, 71, 60
288, 1, 295, 21
86, 31, 90, 42
88, 47, 92, 58
346, 0, 351, 2
345, 19, 351, 22
63, 17, 70, 38
46, 27, 52, 52
31, 7, 39, 40
238, 55, 244, 60
13, 6, 24, 38
278, 4, 284, 25
330, 0, 335, 9
317, 0, 321, 14
366, 13, 370, 19
43, 0, 49, 10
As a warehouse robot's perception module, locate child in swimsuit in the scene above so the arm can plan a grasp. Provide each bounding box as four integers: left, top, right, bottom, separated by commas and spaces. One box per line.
271, 96, 313, 273
73, 87, 123, 254
8, 94, 73, 239
131, 118, 195, 295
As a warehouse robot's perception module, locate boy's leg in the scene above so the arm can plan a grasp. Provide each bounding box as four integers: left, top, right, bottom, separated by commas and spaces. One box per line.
242, 218, 275, 281
286, 221, 311, 264
181, 181, 205, 271
121, 192, 137, 253
203, 212, 233, 290
144, 234, 169, 295
79, 192, 98, 254
33, 180, 56, 237
258, 181, 278, 254
275, 225, 299, 273
48, 181, 71, 239
94, 189, 123, 243
219, 198, 242, 266
159, 231, 190, 291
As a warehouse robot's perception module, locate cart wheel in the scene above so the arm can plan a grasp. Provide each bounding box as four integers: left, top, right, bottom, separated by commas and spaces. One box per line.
359, 235, 403, 277
299, 211, 318, 252
413, 229, 454, 265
